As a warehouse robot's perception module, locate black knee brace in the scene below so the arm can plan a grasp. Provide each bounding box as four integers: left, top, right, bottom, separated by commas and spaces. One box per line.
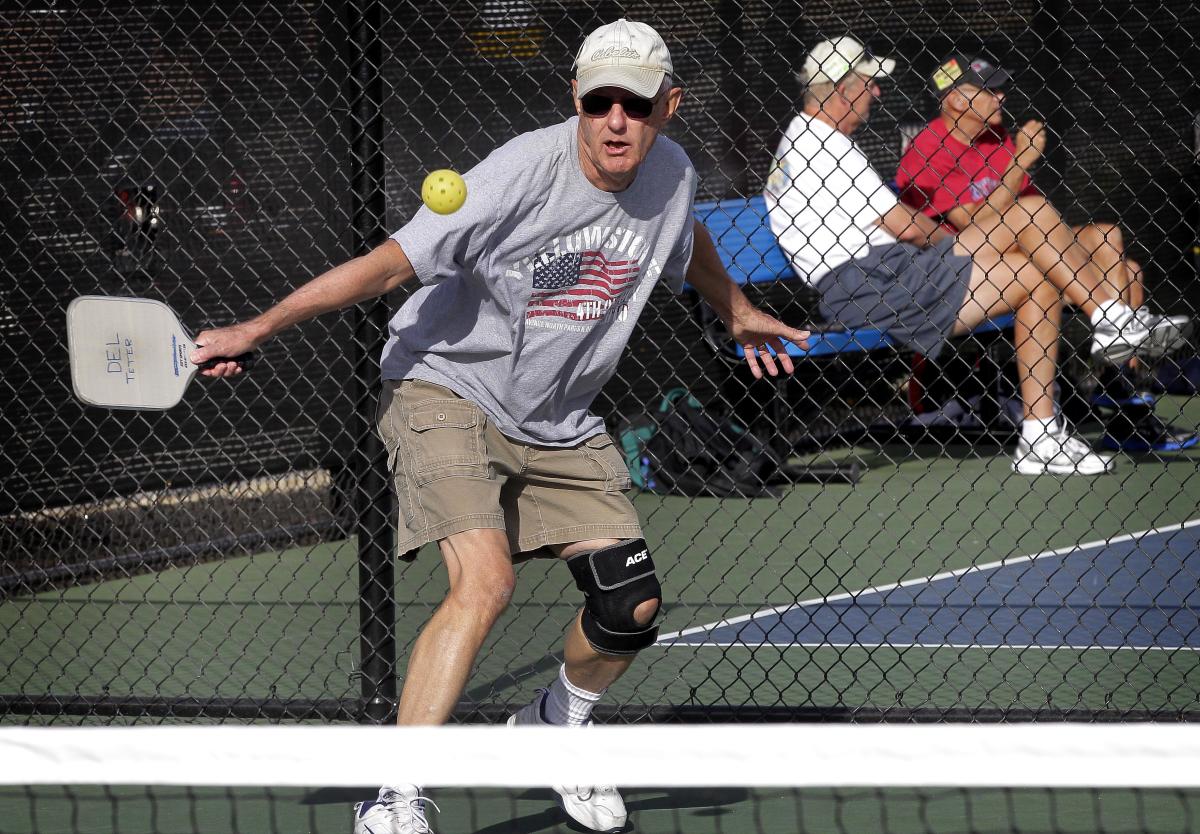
567, 538, 662, 656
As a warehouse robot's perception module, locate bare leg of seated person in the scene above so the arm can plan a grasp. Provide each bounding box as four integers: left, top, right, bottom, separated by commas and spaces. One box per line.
1074, 223, 1144, 374
1074, 222, 1144, 309
951, 244, 1112, 475
1071, 227, 1198, 451
957, 210, 1195, 454
955, 198, 1187, 362
968, 205, 1146, 310
959, 196, 1112, 314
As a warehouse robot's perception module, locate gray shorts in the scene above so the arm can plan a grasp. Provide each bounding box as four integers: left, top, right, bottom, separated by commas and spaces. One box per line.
816, 238, 974, 357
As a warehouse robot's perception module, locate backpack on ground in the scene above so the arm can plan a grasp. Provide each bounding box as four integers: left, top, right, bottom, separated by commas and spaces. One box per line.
617, 388, 787, 498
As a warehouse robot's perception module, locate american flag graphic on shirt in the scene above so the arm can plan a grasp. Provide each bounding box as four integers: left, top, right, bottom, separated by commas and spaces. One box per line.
526, 250, 640, 322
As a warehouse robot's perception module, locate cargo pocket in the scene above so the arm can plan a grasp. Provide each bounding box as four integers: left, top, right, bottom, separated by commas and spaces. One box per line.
377, 382, 404, 469
582, 433, 633, 493
405, 400, 488, 485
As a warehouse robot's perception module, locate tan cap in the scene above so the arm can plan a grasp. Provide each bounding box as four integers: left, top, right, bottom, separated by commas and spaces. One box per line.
801, 36, 896, 86
575, 18, 673, 99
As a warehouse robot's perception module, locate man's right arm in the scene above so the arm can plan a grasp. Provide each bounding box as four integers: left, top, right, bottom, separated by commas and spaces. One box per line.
192, 239, 416, 376
945, 119, 1046, 230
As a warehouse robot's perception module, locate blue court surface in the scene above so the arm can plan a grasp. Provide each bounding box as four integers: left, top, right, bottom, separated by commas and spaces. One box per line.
660, 520, 1200, 651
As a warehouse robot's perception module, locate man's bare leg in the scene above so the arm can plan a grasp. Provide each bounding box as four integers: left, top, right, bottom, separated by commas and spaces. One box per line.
1075, 224, 1151, 374
1125, 259, 1146, 309
557, 538, 658, 693
952, 250, 1061, 421
1076, 222, 1141, 307
396, 527, 515, 726
952, 248, 1047, 331
958, 197, 1114, 316
952, 249, 1113, 473
1015, 277, 1063, 422
504, 538, 658, 832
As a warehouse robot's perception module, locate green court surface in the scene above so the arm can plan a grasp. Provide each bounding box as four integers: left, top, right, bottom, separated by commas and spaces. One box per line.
2, 785, 1199, 834
6, 400, 1200, 716
2, 402, 1199, 830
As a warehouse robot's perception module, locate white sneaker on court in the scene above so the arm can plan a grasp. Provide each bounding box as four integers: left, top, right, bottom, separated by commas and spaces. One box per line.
553, 784, 628, 832
1012, 425, 1114, 476
508, 691, 628, 833
1092, 305, 1190, 364
353, 785, 436, 834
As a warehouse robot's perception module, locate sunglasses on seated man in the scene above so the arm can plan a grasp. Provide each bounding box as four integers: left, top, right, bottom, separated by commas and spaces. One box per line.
579, 91, 660, 120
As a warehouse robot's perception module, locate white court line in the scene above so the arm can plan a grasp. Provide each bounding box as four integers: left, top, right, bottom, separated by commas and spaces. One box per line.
657, 518, 1200, 644
668, 642, 1199, 652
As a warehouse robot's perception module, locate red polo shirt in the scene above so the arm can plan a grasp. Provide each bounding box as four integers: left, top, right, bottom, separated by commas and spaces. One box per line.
895, 116, 1039, 230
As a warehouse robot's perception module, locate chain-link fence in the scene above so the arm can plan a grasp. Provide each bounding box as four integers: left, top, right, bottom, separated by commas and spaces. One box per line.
2, 0, 1198, 725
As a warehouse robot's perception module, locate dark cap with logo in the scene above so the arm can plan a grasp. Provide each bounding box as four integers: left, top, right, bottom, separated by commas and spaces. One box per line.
931, 55, 1010, 95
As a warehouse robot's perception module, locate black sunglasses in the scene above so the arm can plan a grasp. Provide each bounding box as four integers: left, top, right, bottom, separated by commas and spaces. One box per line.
580, 92, 658, 120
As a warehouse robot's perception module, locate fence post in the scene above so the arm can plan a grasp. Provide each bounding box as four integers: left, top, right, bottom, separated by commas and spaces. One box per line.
346, 0, 396, 725
716, 0, 749, 195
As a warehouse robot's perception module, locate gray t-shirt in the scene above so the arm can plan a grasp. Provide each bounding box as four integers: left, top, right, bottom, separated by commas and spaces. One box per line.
382, 117, 697, 446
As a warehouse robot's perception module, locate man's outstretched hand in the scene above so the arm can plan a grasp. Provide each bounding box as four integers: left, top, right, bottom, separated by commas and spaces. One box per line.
726, 306, 811, 379
191, 322, 263, 378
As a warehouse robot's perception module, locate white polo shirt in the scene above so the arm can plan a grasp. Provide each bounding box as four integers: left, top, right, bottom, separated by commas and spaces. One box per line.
764, 112, 898, 286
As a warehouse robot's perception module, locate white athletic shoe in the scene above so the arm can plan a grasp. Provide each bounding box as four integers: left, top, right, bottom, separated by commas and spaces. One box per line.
508, 691, 628, 833
1135, 306, 1191, 333
1012, 424, 1114, 476
553, 785, 628, 833
1091, 305, 1191, 364
353, 785, 437, 834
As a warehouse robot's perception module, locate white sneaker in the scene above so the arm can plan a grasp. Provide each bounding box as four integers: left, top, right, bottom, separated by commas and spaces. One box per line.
554, 785, 628, 833
1092, 305, 1191, 364
1134, 306, 1191, 332
1012, 425, 1114, 476
353, 785, 436, 834
508, 691, 628, 833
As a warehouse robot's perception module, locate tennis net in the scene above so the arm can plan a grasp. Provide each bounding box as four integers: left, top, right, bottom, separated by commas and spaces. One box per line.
2, 724, 1198, 833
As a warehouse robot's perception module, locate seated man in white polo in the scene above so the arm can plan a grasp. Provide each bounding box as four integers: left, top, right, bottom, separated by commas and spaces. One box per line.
764, 36, 1189, 476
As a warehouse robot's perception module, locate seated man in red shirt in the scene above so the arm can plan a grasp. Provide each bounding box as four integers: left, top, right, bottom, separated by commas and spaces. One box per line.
896, 55, 1195, 452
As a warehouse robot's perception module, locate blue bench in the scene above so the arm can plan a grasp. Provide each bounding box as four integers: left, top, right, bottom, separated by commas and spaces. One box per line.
693, 196, 1014, 358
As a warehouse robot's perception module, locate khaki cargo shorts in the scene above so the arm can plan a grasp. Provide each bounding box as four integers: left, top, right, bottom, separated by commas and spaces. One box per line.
377, 379, 643, 555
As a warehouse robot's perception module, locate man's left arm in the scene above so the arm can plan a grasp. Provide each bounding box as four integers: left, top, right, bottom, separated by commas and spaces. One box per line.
684, 219, 810, 379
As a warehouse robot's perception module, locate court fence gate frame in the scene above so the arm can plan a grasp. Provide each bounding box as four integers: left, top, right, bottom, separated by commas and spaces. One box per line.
2, 0, 1199, 726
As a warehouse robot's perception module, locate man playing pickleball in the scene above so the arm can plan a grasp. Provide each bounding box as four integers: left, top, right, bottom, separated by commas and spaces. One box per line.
194, 18, 808, 834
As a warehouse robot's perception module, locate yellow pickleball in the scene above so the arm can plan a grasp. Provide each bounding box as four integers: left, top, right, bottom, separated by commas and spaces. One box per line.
421, 169, 467, 215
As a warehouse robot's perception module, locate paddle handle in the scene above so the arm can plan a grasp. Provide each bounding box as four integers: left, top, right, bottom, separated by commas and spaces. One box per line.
198, 351, 256, 371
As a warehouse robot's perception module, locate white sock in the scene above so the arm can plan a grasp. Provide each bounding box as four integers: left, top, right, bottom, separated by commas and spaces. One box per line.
543, 664, 603, 727
1022, 416, 1058, 444
1090, 298, 1127, 327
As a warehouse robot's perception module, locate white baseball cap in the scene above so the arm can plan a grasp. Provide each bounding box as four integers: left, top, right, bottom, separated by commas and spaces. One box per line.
575, 18, 673, 99
801, 36, 896, 86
